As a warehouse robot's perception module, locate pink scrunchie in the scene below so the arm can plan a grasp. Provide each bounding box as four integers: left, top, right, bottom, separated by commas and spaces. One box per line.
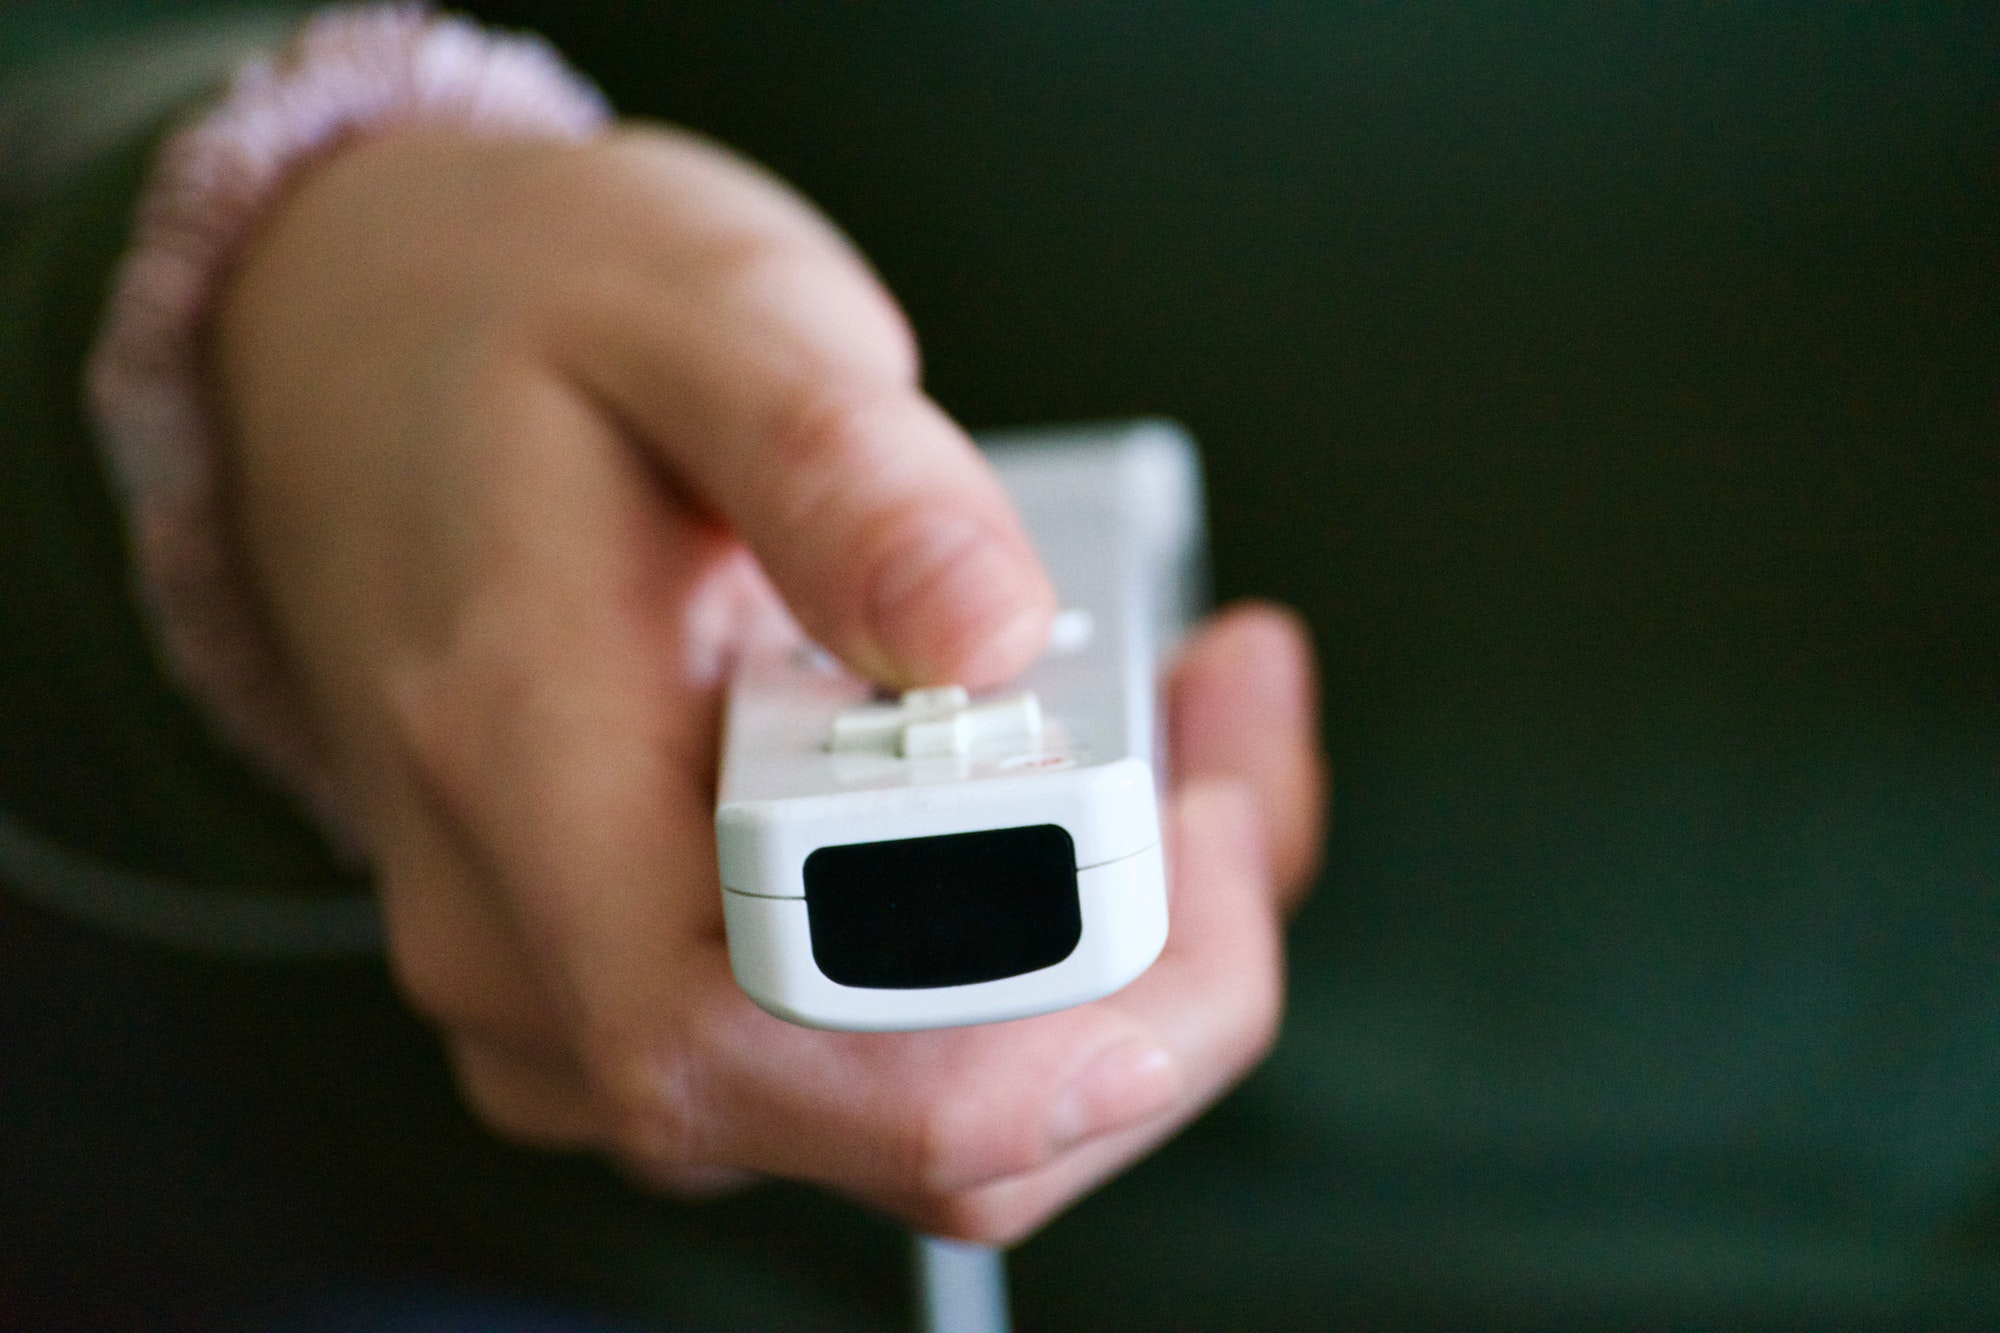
86, 5, 610, 831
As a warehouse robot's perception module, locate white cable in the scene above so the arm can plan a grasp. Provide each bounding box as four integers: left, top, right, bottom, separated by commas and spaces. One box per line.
0, 801, 381, 957
914, 1234, 1011, 1333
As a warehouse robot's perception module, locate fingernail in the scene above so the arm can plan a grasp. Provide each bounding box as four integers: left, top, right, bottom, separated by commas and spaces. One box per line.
1046, 1038, 1180, 1154
867, 518, 1047, 685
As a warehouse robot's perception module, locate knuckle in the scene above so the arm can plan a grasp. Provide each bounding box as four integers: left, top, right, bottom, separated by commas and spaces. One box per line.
621, 1157, 756, 1200
730, 237, 919, 376
586, 1029, 714, 1179
895, 1098, 968, 1195
764, 380, 901, 490
449, 1045, 592, 1150
455, 1074, 538, 1144
385, 633, 530, 806
380, 893, 474, 1028
759, 382, 916, 537
889, 1095, 963, 1195
895, 1090, 1044, 1196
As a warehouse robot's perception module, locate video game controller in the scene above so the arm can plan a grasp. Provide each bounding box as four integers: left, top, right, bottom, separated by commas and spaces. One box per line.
714, 420, 1207, 1031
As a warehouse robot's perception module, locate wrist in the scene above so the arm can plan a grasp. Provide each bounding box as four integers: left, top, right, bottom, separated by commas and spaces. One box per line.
86, 5, 610, 833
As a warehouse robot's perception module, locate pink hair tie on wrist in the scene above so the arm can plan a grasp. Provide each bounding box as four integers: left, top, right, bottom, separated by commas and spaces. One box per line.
86, 5, 610, 837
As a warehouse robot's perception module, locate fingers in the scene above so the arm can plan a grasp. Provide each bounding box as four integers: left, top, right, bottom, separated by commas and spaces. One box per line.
872, 776, 1285, 1243
448, 1038, 602, 1150
380, 425, 1320, 1234
372, 789, 572, 1058
212, 117, 1315, 1244
1113, 779, 1284, 1088
606, 771, 1277, 1241
1168, 601, 1329, 908
553, 133, 1054, 690
601, 946, 1179, 1196
402, 727, 1286, 1244
448, 1036, 759, 1199
398, 597, 1311, 1240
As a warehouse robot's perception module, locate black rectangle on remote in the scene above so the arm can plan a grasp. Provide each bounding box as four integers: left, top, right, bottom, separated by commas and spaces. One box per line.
803, 825, 1081, 989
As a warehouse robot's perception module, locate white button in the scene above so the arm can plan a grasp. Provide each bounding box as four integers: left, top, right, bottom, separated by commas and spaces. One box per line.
901, 691, 1041, 758
899, 711, 973, 758
827, 686, 1042, 758
827, 685, 966, 752
827, 704, 905, 752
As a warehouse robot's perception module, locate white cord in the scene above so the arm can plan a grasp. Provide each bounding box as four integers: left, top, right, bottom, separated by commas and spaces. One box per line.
0, 801, 380, 957
914, 1234, 1011, 1333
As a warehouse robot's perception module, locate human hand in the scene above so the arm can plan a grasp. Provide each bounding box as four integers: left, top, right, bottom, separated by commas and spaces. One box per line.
214, 124, 1326, 1242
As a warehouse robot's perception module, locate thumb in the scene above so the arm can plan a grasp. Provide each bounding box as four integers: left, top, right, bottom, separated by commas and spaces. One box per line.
719, 381, 1055, 690
559, 173, 1052, 687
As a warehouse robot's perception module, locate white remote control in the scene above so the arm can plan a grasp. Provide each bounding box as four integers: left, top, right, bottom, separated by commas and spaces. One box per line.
715, 420, 1206, 1031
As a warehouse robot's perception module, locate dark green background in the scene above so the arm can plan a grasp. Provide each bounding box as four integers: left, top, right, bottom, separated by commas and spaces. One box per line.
472, 5, 2000, 1317
3, 2, 1998, 1326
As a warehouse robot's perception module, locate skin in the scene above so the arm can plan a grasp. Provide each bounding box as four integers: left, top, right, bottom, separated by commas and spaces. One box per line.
212, 123, 1327, 1244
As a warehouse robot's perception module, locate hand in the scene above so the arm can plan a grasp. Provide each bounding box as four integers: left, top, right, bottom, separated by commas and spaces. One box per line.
215, 123, 1326, 1242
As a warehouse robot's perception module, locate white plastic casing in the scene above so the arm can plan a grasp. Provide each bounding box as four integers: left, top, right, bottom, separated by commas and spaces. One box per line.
714, 421, 1206, 1030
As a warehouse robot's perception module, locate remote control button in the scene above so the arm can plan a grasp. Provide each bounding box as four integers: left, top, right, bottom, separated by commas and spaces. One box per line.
827, 687, 1043, 758
826, 703, 905, 752
901, 691, 1042, 758
828, 686, 967, 752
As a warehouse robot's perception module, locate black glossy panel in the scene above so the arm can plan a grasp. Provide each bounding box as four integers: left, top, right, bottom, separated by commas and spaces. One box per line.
804, 825, 1080, 990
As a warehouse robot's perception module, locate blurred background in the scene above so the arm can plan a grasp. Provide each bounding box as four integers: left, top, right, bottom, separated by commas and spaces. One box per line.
3, 2, 1998, 1328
